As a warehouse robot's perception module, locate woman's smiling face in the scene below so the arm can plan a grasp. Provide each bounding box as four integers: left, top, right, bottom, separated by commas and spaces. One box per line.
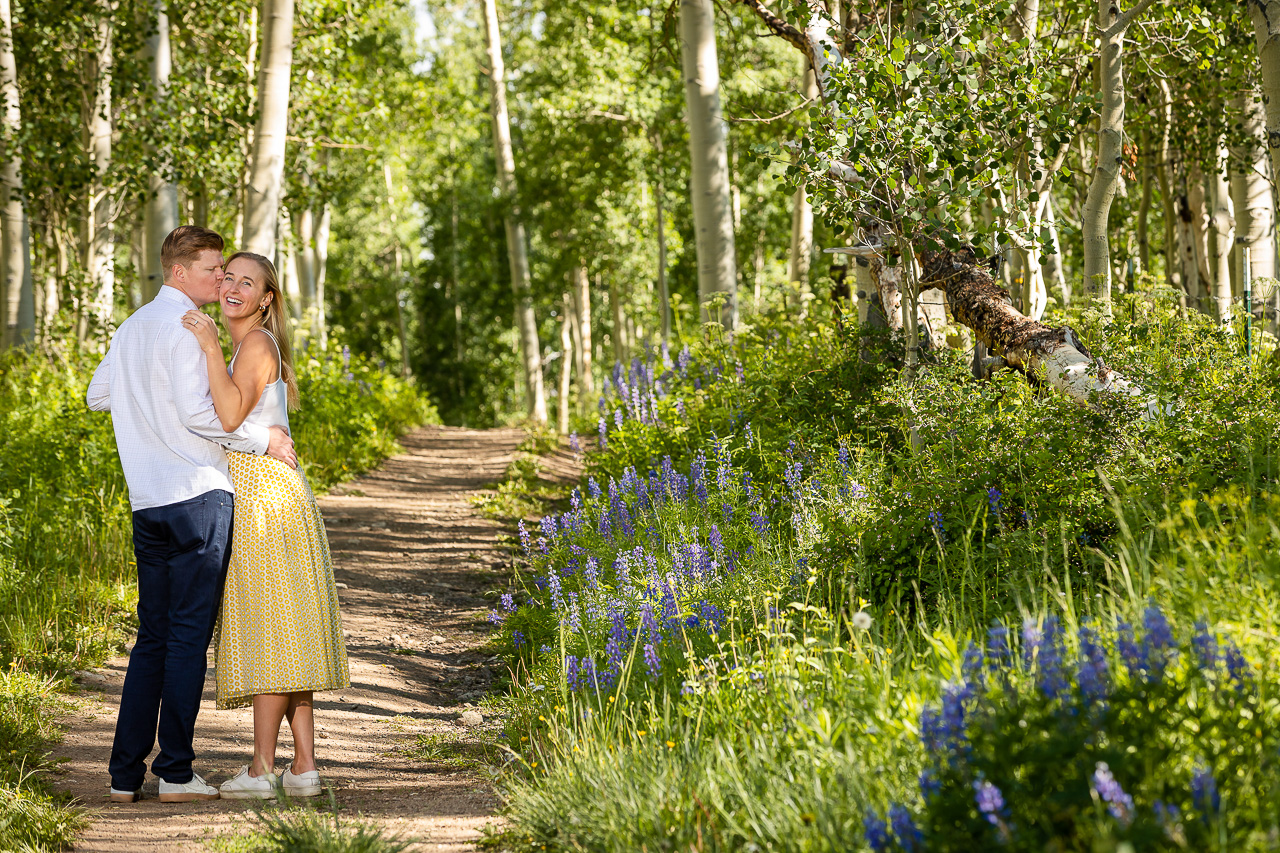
219, 258, 270, 320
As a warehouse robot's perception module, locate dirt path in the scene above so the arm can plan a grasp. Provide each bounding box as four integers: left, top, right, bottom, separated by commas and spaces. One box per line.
53, 426, 529, 852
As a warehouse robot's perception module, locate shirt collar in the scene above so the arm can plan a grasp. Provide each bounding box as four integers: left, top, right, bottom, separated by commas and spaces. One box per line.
157, 285, 199, 310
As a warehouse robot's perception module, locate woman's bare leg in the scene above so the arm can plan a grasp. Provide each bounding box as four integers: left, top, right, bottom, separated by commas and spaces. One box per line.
250, 693, 289, 776
284, 692, 316, 773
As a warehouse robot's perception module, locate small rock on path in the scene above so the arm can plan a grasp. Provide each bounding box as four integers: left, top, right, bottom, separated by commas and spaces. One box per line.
52, 426, 526, 852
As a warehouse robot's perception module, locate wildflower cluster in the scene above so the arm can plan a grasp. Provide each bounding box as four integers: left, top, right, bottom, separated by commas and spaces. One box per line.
594, 344, 728, 449
866, 606, 1264, 851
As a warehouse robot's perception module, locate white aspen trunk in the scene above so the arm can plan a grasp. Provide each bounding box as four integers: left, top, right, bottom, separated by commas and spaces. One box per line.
572, 264, 593, 399
141, 0, 177, 302
280, 207, 302, 321
558, 292, 572, 434
654, 178, 671, 344
1248, 0, 1280, 192
1209, 139, 1235, 325
483, 0, 546, 424
679, 0, 737, 327
294, 202, 316, 316
242, 0, 293, 259
1043, 192, 1068, 306
235, 4, 258, 248
1232, 88, 1277, 286
1080, 0, 1131, 316
1186, 165, 1213, 313
609, 277, 628, 364
84, 7, 113, 336
789, 60, 817, 303
313, 201, 329, 349
0, 0, 31, 347
1136, 130, 1152, 276
1156, 79, 1185, 304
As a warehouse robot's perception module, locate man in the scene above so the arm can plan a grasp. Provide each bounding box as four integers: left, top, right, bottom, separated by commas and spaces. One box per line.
87, 226, 297, 803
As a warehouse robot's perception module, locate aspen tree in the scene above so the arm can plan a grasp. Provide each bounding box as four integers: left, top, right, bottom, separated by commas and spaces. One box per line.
243, 0, 294, 260
0, 0, 31, 347
679, 0, 737, 328
482, 0, 546, 424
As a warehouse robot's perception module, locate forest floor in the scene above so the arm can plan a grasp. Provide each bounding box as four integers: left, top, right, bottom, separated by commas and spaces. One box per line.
50, 426, 551, 853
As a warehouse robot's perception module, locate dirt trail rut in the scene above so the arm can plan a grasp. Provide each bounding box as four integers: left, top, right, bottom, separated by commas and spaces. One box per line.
53, 426, 526, 852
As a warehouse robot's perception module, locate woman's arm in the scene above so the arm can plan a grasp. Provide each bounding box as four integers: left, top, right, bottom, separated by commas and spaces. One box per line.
182, 311, 275, 432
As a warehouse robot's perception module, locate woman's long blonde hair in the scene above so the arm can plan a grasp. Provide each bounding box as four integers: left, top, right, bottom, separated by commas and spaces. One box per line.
226, 251, 300, 410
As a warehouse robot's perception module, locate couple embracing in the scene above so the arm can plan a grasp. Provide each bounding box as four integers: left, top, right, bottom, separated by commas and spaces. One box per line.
87, 225, 350, 802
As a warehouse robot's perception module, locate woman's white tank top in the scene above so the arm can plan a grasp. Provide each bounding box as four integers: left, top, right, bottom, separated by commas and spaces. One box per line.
229, 328, 291, 434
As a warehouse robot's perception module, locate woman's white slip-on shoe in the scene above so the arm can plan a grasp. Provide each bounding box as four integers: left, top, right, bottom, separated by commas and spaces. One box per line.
282, 765, 322, 797
218, 766, 278, 799
158, 772, 220, 802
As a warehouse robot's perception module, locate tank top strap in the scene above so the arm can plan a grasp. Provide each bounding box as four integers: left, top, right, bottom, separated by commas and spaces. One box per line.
245, 327, 283, 383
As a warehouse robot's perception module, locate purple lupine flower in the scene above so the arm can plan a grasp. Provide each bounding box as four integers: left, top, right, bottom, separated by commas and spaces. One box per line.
597, 416, 608, 449
973, 779, 1006, 826
750, 511, 769, 536
721, 502, 733, 525
501, 593, 516, 613
1153, 800, 1180, 833
547, 572, 566, 611
341, 344, 351, 367
677, 345, 692, 374
569, 432, 581, 453
643, 642, 661, 679
1023, 616, 1069, 701
863, 812, 891, 852
583, 557, 600, 590
987, 623, 1012, 672
517, 521, 532, 555
675, 399, 686, 419
1116, 622, 1143, 676
699, 601, 725, 633
784, 461, 804, 492
512, 630, 526, 649
1224, 640, 1250, 691
691, 452, 708, 505
837, 442, 850, 467
565, 592, 582, 632
1192, 766, 1220, 818
743, 422, 753, 445
614, 408, 625, 430
565, 655, 581, 690
1077, 625, 1110, 706
987, 487, 1003, 516
889, 804, 922, 852
709, 524, 724, 556
961, 641, 984, 688
1193, 622, 1218, 671
488, 609, 505, 625
919, 768, 941, 801
1092, 762, 1134, 825
540, 514, 558, 542
1142, 604, 1176, 679
927, 511, 945, 536
588, 477, 602, 499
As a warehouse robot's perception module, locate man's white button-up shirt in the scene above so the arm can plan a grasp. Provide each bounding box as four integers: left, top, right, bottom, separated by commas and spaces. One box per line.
87, 285, 271, 511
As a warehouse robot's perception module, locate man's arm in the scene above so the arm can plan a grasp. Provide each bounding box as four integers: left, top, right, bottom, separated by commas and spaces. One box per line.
86, 348, 112, 412
171, 332, 273, 455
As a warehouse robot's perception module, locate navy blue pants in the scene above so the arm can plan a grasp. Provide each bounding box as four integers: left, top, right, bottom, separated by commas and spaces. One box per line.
108, 490, 233, 790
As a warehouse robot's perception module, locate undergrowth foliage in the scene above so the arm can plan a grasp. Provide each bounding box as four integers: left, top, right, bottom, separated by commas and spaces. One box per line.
489, 293, 1280, 852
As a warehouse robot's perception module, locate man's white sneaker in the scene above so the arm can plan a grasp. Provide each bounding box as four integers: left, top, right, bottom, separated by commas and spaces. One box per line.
282, 766, 322, 797
109, 787, 141, 803
158, 772, 220, 802
219, 766, 279, 799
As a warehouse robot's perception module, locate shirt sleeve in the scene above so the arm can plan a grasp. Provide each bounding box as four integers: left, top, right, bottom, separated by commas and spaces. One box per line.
86, 348, 113, 412
171, 330, 271, 455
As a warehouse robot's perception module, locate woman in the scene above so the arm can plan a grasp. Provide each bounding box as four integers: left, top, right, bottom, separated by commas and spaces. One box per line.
182, 252, 349, 799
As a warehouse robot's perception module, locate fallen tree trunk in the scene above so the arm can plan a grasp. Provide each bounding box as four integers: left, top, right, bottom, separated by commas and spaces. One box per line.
916, 248, 1155, 413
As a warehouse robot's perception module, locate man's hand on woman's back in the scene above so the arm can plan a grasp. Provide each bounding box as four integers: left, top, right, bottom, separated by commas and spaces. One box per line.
267, 426, 297, 469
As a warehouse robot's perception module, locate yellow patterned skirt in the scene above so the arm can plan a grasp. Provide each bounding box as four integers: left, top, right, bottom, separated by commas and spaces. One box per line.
215, 451, 350, 710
